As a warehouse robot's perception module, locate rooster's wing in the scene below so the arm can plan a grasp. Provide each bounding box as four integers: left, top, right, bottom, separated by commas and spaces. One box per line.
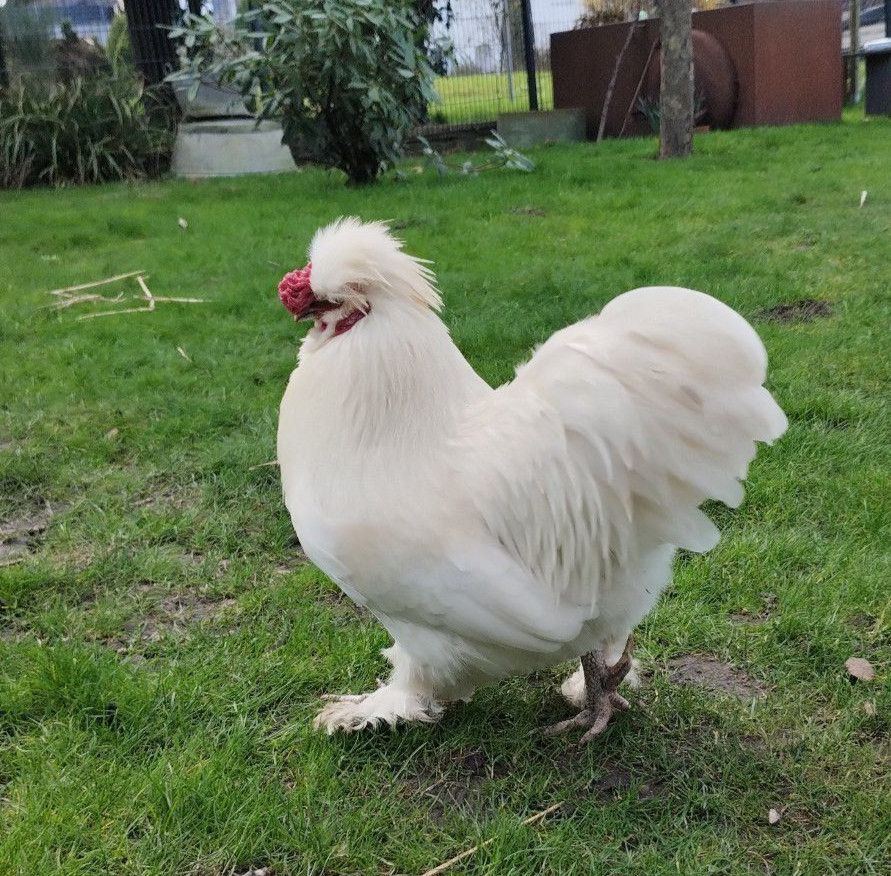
448, 286, 787, 611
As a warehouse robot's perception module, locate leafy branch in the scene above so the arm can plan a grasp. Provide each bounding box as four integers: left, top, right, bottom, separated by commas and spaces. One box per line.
415, 131, 535, 177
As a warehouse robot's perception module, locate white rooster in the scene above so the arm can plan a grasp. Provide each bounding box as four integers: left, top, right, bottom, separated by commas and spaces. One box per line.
277, 218, 786, 743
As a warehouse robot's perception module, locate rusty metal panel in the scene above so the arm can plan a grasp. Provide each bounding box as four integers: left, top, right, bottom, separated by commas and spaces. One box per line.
552, 21, 653, 138
551, 0, 842, 139
751, 1, 843, 125
695, 4, 756, 126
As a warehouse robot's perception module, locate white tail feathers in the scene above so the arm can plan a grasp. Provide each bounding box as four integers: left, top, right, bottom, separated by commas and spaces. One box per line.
456, 285, 787, 602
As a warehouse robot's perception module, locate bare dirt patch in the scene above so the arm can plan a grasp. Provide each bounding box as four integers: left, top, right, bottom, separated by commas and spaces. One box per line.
315, 584, 370, 623
0, 501, 69, 566
740, 729, 797, 754
847, 612, 877, 630
272, 547, 307, 576
667, 655, 766, 700
176, 550, 206, 567
0, 622, 24, 643
582, 764, 665, 802
729, 592, 778, 626
510, 206, 546, 217
133, 482, 202, 512
103, 589, 238, 659
402, 748, 507, 823
756, 299, 832, 323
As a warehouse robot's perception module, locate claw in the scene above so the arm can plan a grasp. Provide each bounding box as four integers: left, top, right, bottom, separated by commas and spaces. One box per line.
543, 711, 594, 737
610, 692, 630, 712
544, 637, 634, 745
542, 698, 619, 746
578, 713, 612, 745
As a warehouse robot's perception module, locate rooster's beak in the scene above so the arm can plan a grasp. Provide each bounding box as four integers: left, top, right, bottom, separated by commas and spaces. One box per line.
282, 287, 318, 320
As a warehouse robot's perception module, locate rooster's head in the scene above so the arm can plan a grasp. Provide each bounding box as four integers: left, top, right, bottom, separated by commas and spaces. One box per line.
278, 218, 441, 337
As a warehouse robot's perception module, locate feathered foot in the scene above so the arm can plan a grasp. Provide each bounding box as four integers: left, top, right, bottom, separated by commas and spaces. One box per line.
313, 684, 443, 734
544, 637, 633, 745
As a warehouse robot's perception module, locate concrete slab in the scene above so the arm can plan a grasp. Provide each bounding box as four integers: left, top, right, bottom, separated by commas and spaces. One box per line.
497, 108, 587, 148
172, 119, 297, 179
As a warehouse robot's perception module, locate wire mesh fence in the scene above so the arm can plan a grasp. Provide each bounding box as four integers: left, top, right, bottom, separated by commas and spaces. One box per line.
0, 0, 591, 114
1, 0, 118, 84
0, 0, 222, 86
428, 0, 587, 125
430, 0, 885, 126
0, 1, 883, 123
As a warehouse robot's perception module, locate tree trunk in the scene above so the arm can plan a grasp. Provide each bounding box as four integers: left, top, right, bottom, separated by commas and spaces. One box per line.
659, 0, 694, 159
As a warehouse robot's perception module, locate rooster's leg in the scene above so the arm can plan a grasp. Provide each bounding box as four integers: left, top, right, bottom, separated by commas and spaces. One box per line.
313, 644, 444, 734
544, 636, 633, 745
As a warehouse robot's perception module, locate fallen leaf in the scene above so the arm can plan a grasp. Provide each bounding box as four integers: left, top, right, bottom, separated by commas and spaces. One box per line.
859, 190, 868, 208
768, 808, 781, 825
862, 700, 876, 716
178, 217, 189, 230
176, 346, 192, 363
845, 656, 875, 681
104, 427, 119, 441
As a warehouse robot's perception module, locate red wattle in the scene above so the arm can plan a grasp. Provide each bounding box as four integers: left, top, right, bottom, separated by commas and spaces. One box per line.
333, 308, 369, 336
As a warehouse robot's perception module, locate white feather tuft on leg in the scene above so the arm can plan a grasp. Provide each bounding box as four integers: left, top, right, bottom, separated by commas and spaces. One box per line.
313, 684, 443, 734
313, 642, 444, 734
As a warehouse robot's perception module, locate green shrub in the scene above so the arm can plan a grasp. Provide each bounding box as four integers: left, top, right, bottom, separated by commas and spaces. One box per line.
53, 21, 110, 82
106, 13, 134, 77
0, 74, 175, 189
169, 0, 437, 185
0, 3, 55, 82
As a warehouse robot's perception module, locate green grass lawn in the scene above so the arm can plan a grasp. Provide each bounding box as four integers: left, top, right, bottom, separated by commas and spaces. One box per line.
432, 71, 554, 123
2, 118, 890, 875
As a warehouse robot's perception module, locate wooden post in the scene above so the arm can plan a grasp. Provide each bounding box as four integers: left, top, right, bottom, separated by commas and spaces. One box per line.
598, 4, 642, 142
659, 0, 694, 159
519, 0, 538, 112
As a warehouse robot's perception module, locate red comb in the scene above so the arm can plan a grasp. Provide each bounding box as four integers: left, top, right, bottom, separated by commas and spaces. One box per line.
278, 262, 312, 315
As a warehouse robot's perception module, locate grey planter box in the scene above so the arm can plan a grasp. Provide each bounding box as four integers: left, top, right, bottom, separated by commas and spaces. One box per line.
497, 108, 587, 148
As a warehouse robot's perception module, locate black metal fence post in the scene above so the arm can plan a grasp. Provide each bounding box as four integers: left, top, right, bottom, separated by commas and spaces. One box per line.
122, 0, 179, 85
519, 0, 538, 111
0, 21, 8, 90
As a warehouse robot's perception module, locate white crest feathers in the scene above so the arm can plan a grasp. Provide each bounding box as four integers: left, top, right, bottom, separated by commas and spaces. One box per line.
308, 217, 442, 311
